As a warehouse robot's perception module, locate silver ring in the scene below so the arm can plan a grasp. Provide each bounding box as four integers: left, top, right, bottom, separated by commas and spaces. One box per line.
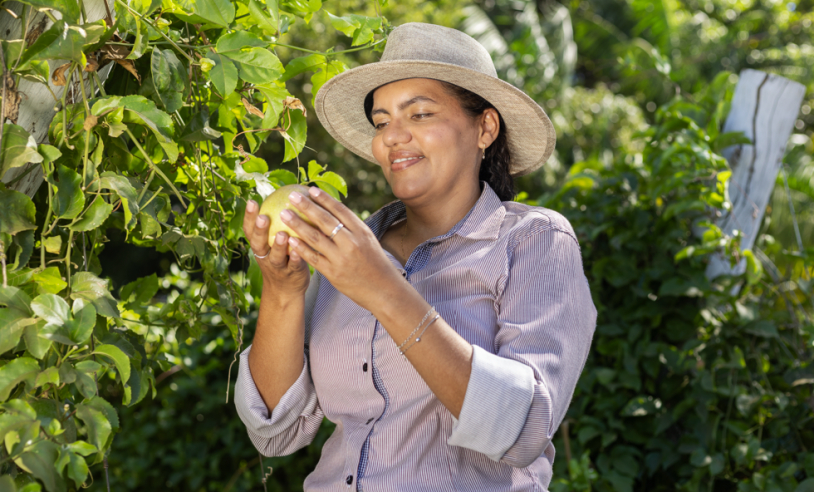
254, 250, 270, 259
328, 222, 345, 239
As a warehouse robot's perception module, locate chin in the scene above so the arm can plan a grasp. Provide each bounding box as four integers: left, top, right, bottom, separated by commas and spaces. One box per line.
389, 176, 434, 203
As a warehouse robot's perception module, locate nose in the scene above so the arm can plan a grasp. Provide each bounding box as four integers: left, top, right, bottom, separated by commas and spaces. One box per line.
381, 119, 411, 147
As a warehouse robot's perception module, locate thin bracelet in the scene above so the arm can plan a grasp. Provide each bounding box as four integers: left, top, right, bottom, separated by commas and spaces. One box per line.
400, 314, 441, 356
396, 307, 435, 353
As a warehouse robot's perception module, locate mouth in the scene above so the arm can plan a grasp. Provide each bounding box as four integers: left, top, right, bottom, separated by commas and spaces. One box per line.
390, 156, 424, 172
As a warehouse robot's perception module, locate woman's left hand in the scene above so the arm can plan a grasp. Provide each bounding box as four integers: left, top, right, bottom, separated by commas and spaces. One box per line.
280, 186, 406, 312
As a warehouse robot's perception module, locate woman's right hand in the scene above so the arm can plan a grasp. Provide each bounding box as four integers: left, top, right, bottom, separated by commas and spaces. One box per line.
243, 199, 311, 299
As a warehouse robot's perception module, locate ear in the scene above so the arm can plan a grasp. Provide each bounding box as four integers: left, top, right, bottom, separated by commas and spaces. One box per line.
478, 108, 500, 150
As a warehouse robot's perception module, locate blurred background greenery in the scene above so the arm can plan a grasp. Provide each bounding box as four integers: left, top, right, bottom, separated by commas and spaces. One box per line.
90, 0, 814, 490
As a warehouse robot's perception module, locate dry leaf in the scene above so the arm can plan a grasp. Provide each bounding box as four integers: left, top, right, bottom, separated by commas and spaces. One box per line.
115, 59, 141, 84
3, 72, 21, 123
83, 115, 98, 131
242, 98, 264, 118
283, 96, 307, 117
100, 38, 131, 61
52, 62, 72, 86
84, 54, 99, 72
25, 17, 47, 46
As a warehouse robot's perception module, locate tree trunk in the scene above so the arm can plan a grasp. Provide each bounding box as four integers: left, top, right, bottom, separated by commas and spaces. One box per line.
0, 0, 114, 197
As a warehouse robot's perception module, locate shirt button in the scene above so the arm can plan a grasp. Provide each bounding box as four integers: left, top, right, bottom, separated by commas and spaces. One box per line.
346, 475, 353, 485
366, 418, 374, 425
362, 363, 368, 372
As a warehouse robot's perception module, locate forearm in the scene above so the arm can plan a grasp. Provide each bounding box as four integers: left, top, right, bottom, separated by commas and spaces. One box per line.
369, 279, 473, 418
248, 283, 306, 411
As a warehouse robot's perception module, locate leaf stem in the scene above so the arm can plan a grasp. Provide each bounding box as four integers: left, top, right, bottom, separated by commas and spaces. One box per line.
65, 230, 74, 290
137, 169, 155, 203
0, 239, 7, 288
124, 127, 187, 208
114, 0, 195, 63
60, 64, 77, 150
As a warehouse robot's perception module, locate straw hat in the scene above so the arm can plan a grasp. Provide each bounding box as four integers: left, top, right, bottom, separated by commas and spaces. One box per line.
313, 22, 556, 177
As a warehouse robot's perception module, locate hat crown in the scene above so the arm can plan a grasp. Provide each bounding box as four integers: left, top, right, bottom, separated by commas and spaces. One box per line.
381, 23, 498, 78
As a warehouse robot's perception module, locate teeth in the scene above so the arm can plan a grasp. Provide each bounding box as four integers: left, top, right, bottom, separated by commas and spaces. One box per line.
393, 157, 422, 164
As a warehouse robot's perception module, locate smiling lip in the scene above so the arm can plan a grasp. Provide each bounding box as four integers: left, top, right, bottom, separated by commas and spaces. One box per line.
389, 154, 425, 172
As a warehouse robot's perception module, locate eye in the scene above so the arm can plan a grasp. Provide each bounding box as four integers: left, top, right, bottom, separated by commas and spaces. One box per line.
413, 113, 433, 120
374, 121, 388, 130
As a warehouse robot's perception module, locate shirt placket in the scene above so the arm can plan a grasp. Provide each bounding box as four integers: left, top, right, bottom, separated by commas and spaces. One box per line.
354, 242, 435, 491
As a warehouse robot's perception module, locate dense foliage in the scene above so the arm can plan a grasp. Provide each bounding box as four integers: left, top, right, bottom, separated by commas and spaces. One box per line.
545, 74, 814, 492
1, 0, 812, 491
0, 0, 377, 489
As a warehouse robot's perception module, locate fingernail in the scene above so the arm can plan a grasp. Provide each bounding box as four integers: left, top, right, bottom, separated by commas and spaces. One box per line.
288, 237, 300, 248
309, 187, 320, 197
289, 192, 302, 204
280, 209, 293, 221
247, 200, 257, 212
275, 232, 286, 245
256, 216, 268, 228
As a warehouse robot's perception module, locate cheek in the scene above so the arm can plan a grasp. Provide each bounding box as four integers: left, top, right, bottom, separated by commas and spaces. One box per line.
371, 136, 390, 171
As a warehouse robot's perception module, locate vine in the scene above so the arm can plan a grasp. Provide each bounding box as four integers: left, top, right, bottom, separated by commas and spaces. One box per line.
0, 0, 387, 489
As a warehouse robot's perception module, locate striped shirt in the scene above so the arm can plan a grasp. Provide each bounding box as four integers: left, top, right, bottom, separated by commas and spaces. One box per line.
235, 183, 597, 491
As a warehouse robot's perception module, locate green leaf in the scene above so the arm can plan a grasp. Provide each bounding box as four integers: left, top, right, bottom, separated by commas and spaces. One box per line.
180, 111, 222, 142
0, 286, 33, 316
83, 396, 119, 432
243, 157, 268, 174
796, 478, 814, 492
306, 160, 324, 180
176, 0, 235, 27
120, 274, 159, 306
314, 181, 341, 200
66, 441, 97, 456
0, 187, 36, 235
281, 109, 307, 162
19, 21, 87, 65
69, 272, 119, 318
205, 51, 238, 96
743, 320, 778, 338
0, 309, 36, 355
52, 165, 85, 220
255, 81, 291, 128
34, 367, 59, 388
120, 95, 177, 162
14, 441, 65, 492
267, 169, 297, 187
32, 267, 67, 295
743, 249, 763, 286
0, 124, 43, 181
55, 448, 89, 488
100, 172, 140, 229
310, 59, 347, 105
93, 344, 131, 383
126, 17, 149, 59
151, 48, 187, 113
23, 322, 52, 360
312, 171, 347, 197
31, 294, 70, 325
65, 299, 96, 344
69, 196, 114, 232
0, 475, 15, 492
74, 404, 111, 453
216, 32, 268, 53
248, 0, 279, 34
42, 236, 62, 255
224, 48, 284, 85
280, 53, 324, 82
0, 357, 39, 400
326, 12, 381, 46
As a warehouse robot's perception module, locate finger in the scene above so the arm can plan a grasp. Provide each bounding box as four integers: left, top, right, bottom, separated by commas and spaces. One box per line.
288, 190, 347, 239
307, 187, 364, 231
242, 199, 259, 238
280, 209, 339, 257
250, 214, 272, 256
288, 237, 326, 271
268, 231, 289, 268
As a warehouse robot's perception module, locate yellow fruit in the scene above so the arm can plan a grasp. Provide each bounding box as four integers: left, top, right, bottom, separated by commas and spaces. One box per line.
258, 184, 315, 248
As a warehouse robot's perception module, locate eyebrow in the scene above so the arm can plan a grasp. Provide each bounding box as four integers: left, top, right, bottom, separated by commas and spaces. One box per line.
370, 95, 438, 117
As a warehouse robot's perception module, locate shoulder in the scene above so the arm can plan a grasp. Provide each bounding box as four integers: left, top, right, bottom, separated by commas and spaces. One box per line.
500, 201, 579, 250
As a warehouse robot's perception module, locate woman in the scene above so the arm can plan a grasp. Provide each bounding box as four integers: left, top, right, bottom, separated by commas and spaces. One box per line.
235, 23, 596, 491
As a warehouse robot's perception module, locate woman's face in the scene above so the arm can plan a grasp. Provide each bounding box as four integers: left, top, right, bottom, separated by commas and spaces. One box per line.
370, 78, 497, 205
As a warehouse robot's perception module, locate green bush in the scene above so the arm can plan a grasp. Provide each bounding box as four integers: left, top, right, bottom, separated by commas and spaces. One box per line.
544, 74, 814, 491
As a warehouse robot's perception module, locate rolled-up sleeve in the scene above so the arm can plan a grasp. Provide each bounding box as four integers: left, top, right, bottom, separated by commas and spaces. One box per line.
234, 346, 325, 457
447, 225, 597, 467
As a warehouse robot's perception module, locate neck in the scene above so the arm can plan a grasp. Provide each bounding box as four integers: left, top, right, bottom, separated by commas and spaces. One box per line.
401, 180, 481, 242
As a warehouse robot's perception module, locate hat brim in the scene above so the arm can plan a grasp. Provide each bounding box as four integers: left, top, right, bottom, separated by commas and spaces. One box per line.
314, 60, 555, 177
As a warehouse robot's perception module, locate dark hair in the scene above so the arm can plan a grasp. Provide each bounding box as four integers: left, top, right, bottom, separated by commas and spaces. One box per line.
363, 81, 515, 201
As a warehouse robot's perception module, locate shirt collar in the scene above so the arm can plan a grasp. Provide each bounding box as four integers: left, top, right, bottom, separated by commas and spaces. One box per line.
365, 182, 506, 242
